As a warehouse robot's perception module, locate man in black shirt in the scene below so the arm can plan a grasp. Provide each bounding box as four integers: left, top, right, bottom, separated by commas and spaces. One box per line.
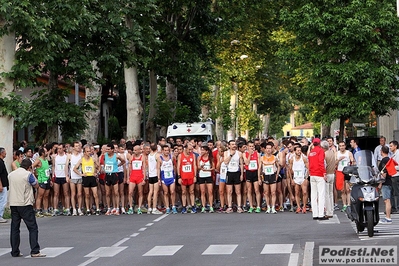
0, 147, 9, 223
379, 146, 392, 224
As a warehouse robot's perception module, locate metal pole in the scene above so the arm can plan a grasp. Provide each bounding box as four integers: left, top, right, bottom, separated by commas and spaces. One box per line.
143, 75, 146, 141
75, 82, 79, 106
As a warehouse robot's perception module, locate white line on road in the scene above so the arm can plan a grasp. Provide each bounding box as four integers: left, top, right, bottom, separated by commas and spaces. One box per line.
138, 228, 147, 232
112, 238, 130, 247
288, 253, 299, 266
303, 242, 314, 266
78, 257, 99, 266
153, 214, 168, 222
130, 233, 140, 237
146, 223, 154, 226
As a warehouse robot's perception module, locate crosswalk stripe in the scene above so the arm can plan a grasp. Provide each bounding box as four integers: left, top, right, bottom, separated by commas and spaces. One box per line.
351, 213, 399, 240
260, 244, 293, 254
25, 247, 73, 258
0, 248, 9, 256
202, 245, 238, 255
142, 245, 183, 256
84, 246, 127, 257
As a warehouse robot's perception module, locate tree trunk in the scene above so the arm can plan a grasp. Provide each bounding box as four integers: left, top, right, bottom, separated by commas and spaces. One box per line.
124, 64, 142, 140
82, 61, 102, 144
321, 123, 331, 139
145, 69, 158, 143
166, 79, 177, 122
262, 113, 270, 138
46, 72, 60, 143
227, 82, 237, 140
339, 116, 346, 142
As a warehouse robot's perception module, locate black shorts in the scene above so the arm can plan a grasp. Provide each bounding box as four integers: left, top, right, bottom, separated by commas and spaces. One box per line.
263, 173, 277, 184
148, 176, 158, 184
118, 172, 124, 184
198, 176, 213, 184
83, 176, 97, 188
99, 179, 105, 185
245, 171, 258, 183
226, 171, 241, 185
55, 178, 67, 185
276, 174, 282, 183
39, 182, 51, 190
105, 173, 118, 186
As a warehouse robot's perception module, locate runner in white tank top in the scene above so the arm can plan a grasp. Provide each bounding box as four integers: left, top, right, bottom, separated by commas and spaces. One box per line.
289, 146, 309, 214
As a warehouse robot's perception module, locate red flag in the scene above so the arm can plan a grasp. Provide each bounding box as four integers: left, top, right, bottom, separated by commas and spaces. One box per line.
386, 158, 398, 176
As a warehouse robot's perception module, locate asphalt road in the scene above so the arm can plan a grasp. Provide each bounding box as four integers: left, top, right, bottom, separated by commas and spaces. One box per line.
0, 209, 398, 266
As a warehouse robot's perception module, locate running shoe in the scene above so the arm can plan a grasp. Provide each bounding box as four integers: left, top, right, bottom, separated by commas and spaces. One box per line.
181, 207, 187, 214
53, 209, 60, 216
289, 207, 294, 212
172, 206, 178, 214
86, 210, 91, 216
141, 206, 148, 213
296, 207, 302, 214
271, 207, 277, 214
379, 218, 392, 224
42, 211, 52, 217
334, 204, 340, 211
265, 206, 271, 214
121, 207, 126, 214
248, 207, 254, 213
66, 209, 71, 216
209, 207, 214, 213
225, 207, 233, 213
195, 199, 201, 207
147, 208, 152, 214
115, 209, 120, 216
217, 207, 224, 213
111, 208, 117, 215
105, 209, 112, 216
35, 211, 44, 218
96, 209, 100, 216
72, 209, 77, 216
166, 208, 170, 214
237, 207, 244, 213
152, 209, 163, 215
201, 207, 206, 213
191, 207, 197, 214
127, 207, 134, 215
279, 206, 284, 212
137, 208, 142, 215
302, 207, 307, 214
255, 207, 261, 213
341, 205, 347, 212
78, 208, 84, 216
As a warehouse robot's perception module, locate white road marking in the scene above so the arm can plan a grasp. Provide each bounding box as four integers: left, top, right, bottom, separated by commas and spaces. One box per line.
260, 244, 293, 254
143, 245, 183, 256
153, 214, 168, 222
84, 246, 127, 257
146, 223, 154, 226
202, 245, 238, 255
25, 247, 73, 258
288, 253, 299, 266
112, 238, 130, 247
130, 233, 140, 237
0, 248, 10, 256
303, 242, 314, 266
317, 214, 340, 224
138, 227, 147, 232
78, 257, 99, 266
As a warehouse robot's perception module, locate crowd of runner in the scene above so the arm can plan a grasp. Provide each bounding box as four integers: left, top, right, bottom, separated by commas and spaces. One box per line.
0, 135, 397, 224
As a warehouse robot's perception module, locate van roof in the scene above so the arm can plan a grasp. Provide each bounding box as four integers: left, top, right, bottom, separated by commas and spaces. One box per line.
167, 122, 213, 138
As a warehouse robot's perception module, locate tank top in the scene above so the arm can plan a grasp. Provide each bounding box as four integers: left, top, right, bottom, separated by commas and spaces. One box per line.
37, 158, 50, 183
244, 151, 258, 171
104, 153, 118, 174
117, 153, 127, 173
54, 154, 67, 178
199, 156, 212, 178
148, 153, 158, 177
70, 153, 83, 179
130, 155, 144, 179
261, 154, 277, 175
227, 151, 240, 172
292, 155, 306, 179
220, 161, 228, 180
82, 157, 95, 176
336, 150, 350, 171
160, 155, 174, 179
180, 153, 195, 179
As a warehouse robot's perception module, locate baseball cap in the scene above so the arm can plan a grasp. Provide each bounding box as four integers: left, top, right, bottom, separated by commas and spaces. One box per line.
312, 138, 320, 144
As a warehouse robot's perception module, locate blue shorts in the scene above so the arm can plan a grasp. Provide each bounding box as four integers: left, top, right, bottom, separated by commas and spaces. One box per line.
162, 178, 175, 186
381, 185, 392, 201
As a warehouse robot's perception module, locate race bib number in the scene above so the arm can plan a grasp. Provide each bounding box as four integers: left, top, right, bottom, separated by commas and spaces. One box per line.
221, 167, 226, 175
340, 158, 348, 167
263, 165, 273, 175
84, 166, 94, 174
45, 169, 50, 177
249, 160, 257, 170
104, 164, 113, 173
202, 164, 210, 170
164, 170, 173, 179
132, 161, 142, 170
57, 164, 65, 171
182, 164, 192, 173
229, 161, 237, 168
294, 170, 303, 179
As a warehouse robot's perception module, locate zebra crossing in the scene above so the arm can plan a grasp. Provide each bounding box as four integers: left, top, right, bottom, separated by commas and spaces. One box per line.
351, 213, 399, 240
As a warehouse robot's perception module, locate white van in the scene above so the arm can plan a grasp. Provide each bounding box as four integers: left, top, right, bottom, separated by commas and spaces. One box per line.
166, 122, 215, 142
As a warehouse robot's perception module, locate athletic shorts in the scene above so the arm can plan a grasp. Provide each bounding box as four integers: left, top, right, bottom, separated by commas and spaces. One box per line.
55, 177, 66, 185
198, 176, 213, 184
276, 174, 283, 183
263, 173, 277, 184
381, 185, 392, 200
335, 171, 345, 191
99, 179, 105, 185
129, 173, 143, 184
118, 172, 124, 184
105, 173, 118, 186
294, 177, 305, 186
83, 176, 97, 188
148, 176, 158, 184
162, 178, 175, 186
39, 182, 51, 190
70, 178, 82, 184
181, 178, 194, 186
245, 171, 258, 183
226, 171, 241, 185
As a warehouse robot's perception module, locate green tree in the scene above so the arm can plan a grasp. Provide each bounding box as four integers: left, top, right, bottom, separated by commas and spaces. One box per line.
280, 0, 399, 140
